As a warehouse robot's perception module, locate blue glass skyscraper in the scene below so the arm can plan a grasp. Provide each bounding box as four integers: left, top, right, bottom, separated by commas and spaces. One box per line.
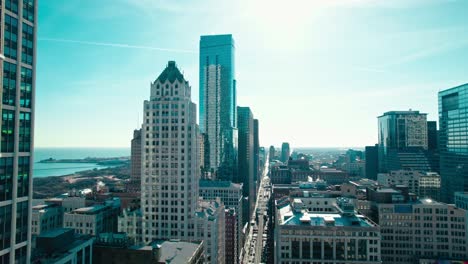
439, 83, 468, 203
199, 34, 237, 181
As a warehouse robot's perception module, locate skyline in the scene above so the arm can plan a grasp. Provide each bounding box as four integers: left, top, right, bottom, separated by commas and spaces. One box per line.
36, 0, 468, 148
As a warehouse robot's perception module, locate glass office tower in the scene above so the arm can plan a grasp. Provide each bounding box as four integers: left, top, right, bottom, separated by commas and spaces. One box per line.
439, 83, 468, 203
0, 1, 37, 263
199, 34, 237, 181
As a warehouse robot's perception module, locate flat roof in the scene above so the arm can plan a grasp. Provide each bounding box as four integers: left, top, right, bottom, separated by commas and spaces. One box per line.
72, 205, 106, 214
151, 240, 202, 263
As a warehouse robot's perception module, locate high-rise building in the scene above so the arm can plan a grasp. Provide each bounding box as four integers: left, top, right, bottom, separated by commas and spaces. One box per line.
237, 106, 255, 217
427, 121, 438, 151
269, 145, 275, 162
365, 144, 379, 180
281, 142, 291, 163
439, 84, 468, 203
253, 119, 260, 190
0, 1, 37, 263
127, 129, 142, 192
199, 34, 237, 181
378, 111, 429, 172
140, 62, 224, 263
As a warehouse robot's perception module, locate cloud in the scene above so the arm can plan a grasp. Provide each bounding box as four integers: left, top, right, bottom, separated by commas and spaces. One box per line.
38, 37, 196, 54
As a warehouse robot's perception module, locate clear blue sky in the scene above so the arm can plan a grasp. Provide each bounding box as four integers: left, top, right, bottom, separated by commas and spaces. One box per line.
36, 0, 468, 148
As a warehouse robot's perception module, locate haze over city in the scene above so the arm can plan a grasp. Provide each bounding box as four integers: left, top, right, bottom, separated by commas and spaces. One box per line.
36, 0, 468, 148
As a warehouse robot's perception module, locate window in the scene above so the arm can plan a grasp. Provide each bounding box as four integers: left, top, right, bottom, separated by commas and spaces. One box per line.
4, 15, 18, 60
22, 23, 34, 65
0, 158, 14, 201
0, 205, 12, 251
23, 0, 34, 22
20, 67, 32, 108
3, 61, 17, 106
5, 0, 18, 14
2, 110, 15, 152
19, 112, 31, 152
17, 157, 30, 197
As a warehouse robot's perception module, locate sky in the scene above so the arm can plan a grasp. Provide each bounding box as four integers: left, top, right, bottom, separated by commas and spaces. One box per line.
36, 0, 468, 148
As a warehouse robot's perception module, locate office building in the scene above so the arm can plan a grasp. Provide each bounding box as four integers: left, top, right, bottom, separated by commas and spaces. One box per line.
454, 192, 468, 210
269, 145, 276, 162
377, 170, 441, 200
253, 119, 260, 190
427, 121, 438, 151
377, 199, 468, 263
127, 129, 142, 192
439, 84, 468, 202
274, 197, 381, 263
199, 180, 243, 262
224, 208, 237, 264
64, 201, 120, 236
31, 203, 63, 236
238, 106, 255, 216
281, 142, 290, 163
118, 208, 143, 245
314, 167, 349, 185
199, 34, 238, 181
378, 111, 428, 172
32, 228, 94, 264
365, 145, 379, 180
139, 62, 225, 263
0, 1, 37, 262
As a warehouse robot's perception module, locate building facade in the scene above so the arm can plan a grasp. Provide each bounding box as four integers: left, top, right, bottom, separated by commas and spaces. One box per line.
0, 1, 37, 262
377, 170, 441, 201
377, 199, 468, 263
139, 61, 225, 263
128, 129, 142, 192
237, 106, 255, 217
199, 34, 238, 181
439, 84, 468, 203
378, 111, 428, 172
281, 142, 290, 163
269, 145, 276, 162
31, 203, 63, 236
365, 144, 379, 180
274, 197, 381, 263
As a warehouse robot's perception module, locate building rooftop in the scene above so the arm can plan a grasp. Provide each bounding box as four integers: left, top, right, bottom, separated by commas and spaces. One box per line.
71, 205, 106, 214
38, 228, 72, 238
155, 61, 185, 84
277, 198, 377, 228
150, 240, 202, 264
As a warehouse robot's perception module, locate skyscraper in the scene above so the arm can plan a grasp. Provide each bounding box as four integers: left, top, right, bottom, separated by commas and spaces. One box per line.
237, 106, 254, 217
253, 119, 259, 190
281, 142, 290, 163
378, 111, 428, 172
0, 1, 37, 263
427, 121, 438, 151
140, 62, 225, 263
199, 34, 237, 181
439, 83, 468, 203
127, 129, 142, 192
365, 144, 379, 180
269, 145, 275, 162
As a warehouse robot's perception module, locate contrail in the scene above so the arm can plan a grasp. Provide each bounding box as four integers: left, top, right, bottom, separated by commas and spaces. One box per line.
39, 37, 197, 54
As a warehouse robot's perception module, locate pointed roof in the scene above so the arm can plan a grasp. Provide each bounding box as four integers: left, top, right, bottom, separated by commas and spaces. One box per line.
156, 61, 184, 83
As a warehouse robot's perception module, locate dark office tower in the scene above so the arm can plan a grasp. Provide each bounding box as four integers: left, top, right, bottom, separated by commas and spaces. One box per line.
199, 34, 237, 181
365, 144, 379, 180
0, 1, 37, 263
439, 83, 468, 203
378, 111, 428, 172
269, 146, 275, 162
237, 107, 254, 216
281, 142, 290, 163
253, 119, 259, 190
427, 121, 438, 151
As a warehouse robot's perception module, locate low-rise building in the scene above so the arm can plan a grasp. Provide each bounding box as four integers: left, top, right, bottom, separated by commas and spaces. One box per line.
194, 199, 225, 264
31, 203, 63, 236
118, 208, 143, 244
32, 228, 94, 264
274, 197, 381, 263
